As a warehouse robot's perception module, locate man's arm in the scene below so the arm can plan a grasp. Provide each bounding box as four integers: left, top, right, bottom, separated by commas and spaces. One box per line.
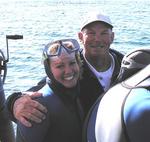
6, 77, 48, 127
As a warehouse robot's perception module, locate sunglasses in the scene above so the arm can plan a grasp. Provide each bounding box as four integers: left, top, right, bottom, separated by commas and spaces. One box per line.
43, 39, 80, 59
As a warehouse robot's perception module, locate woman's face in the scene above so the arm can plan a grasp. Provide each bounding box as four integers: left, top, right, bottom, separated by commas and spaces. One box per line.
50, 52, 80, 88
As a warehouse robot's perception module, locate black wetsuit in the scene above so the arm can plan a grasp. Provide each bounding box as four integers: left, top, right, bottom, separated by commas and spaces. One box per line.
16, 80, 84, 142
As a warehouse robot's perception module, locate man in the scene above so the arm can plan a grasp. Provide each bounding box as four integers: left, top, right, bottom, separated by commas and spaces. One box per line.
6, 11, 123, 127
84, 48, 150, 142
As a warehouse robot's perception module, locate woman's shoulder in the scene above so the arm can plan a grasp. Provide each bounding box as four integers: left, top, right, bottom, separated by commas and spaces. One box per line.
36, 84, 62, 109
38, 84, 53, 97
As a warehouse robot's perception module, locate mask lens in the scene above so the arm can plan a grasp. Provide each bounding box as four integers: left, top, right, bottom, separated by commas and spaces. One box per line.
48, 42, 60, 56
45, 39, 80, 58
63, 41, 75, 50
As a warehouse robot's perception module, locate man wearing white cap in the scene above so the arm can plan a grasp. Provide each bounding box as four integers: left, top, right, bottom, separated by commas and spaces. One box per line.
6, 11, 124, 127
78, 11, 123, 115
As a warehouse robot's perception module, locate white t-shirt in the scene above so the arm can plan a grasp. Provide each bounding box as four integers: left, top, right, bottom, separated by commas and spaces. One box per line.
84, 54, 115, 92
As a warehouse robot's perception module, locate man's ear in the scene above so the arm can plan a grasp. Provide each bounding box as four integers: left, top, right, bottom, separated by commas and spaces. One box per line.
111, 32, 114, 44
78, 32, 83, 43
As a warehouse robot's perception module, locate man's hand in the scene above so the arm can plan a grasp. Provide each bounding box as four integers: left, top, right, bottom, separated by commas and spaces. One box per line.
13, 92, 47, 127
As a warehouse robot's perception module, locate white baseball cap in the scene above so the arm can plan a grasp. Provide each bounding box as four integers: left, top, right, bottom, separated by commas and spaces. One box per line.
81, 11, 113, 30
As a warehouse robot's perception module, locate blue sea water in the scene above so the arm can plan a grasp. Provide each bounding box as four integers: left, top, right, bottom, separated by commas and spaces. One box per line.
0, 0, 150, 96
0, 0, 150, 134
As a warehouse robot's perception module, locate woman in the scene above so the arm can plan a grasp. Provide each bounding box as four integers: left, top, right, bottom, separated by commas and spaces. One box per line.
16, 39, 84, 142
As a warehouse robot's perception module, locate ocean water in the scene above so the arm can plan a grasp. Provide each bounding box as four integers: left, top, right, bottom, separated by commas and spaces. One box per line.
0, 0, 150, 134
0, 0, 150, 96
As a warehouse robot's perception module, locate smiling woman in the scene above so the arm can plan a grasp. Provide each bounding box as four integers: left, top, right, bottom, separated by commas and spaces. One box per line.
16, 39, 84, 142
43, 39, 81, 88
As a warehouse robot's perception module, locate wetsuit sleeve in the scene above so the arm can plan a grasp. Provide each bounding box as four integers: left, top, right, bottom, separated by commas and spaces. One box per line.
16, 98, 50, 142
0, 78, 15, 142
123, 88, 150, 142
6, 77, 46, 122
6, 92, 22, 122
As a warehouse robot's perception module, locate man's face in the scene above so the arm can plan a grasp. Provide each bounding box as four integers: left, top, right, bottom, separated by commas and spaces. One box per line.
78, 22, 114, 58
50, 51, 80, 88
